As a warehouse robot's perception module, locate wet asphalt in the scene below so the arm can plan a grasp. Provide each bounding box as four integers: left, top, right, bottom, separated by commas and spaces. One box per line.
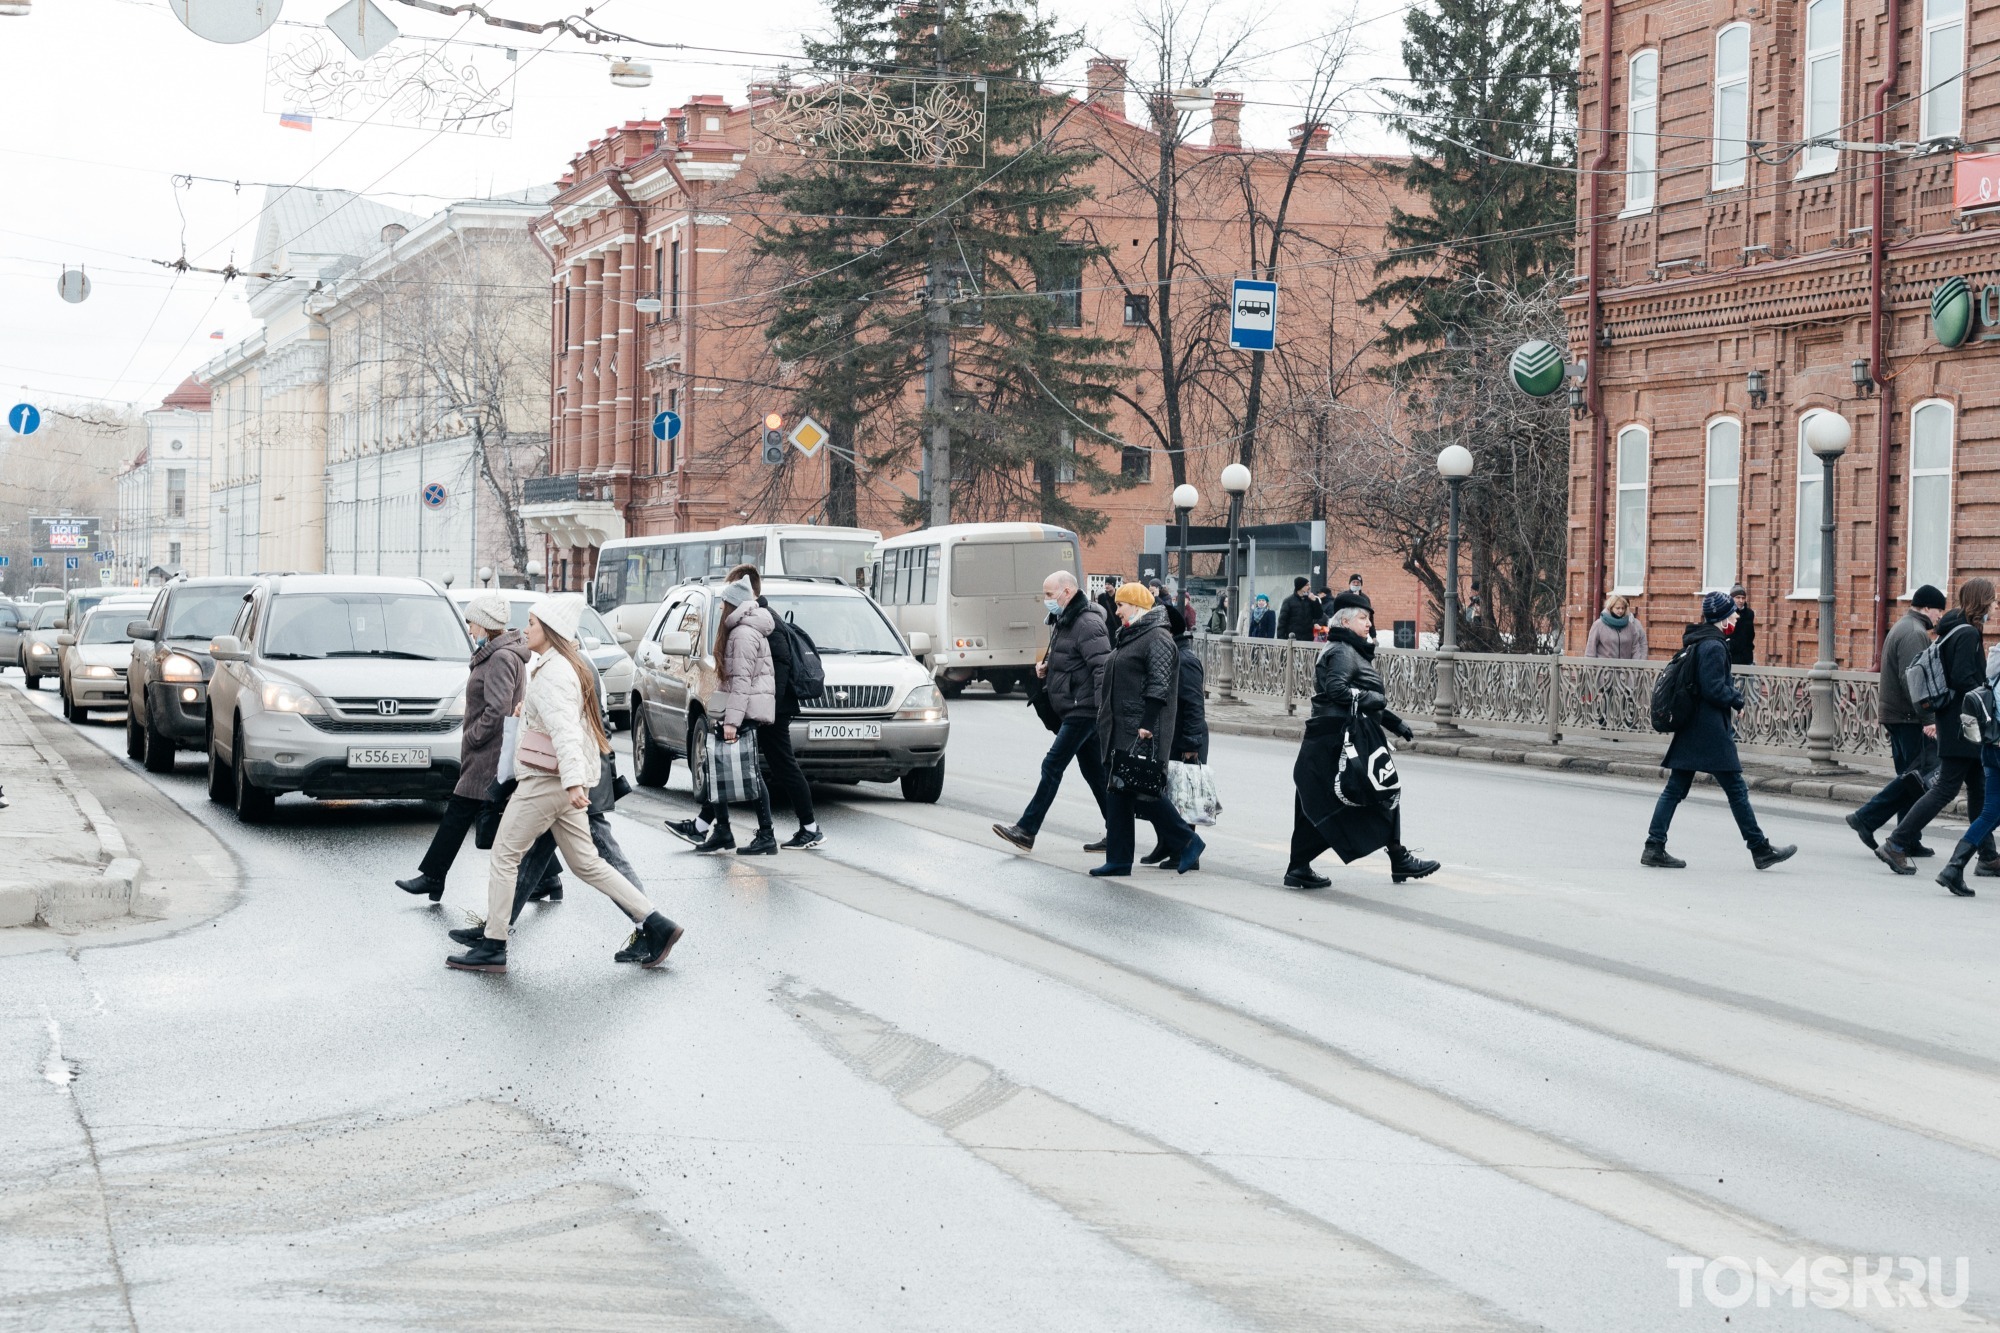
5, 674, 1999, 1332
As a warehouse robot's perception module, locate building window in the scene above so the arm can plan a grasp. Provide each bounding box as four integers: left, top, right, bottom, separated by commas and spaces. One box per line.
1123, 293, 1149, 325
166, 468, 187, 519
1037, 430, 1077, 485
1801, 0, 1843, 177
1039, 247, 1083, 327
1624, 50, 1659, 212
1121, 444, 1152, 483
169, 541, 181, 565
1908, 400, 1954, 593
1713, 25, 1751, 188
1921, 0, 1964, 140
668, 240, 681, 319
1704, 418, 1741, 590
652, 245, 664, 304
1614, 424, 1649, 593
1795, 412, 1834, 593
651, 392, 662, 474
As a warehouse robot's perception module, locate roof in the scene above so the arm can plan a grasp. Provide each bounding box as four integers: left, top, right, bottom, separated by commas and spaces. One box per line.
877, 523, 1077, 545
159, 376, 211, 411
267, 574, 447, 596
250, 186, 423, 278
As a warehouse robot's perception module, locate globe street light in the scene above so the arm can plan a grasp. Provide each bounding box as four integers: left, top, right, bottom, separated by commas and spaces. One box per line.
1435, 445, 1475, 736
1171, 483, 1199, 613
526, 558, 544, 592
478, 565, 494, 588
1803, 410, 1852, 770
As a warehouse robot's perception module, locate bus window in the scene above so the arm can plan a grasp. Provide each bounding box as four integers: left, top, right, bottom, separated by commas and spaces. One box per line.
594, 557, 629, 611
780, 537, 877, 580
643, 547, 680, 601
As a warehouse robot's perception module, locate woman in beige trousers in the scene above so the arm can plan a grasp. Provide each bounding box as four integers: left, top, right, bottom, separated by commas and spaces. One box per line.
445, 593, 683, 974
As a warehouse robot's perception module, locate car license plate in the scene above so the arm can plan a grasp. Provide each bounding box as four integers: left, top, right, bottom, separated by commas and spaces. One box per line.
808, 722, 881, 741
348, 746, 430, 768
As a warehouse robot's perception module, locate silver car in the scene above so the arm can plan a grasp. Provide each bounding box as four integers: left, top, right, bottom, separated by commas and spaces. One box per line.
446, 589, 636, 729
205, 575, 472, 822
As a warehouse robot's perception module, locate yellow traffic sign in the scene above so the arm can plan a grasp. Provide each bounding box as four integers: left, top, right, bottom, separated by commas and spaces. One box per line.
788, 415, 828, 457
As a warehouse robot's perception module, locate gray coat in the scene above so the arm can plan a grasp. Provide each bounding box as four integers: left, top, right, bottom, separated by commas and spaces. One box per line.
1878, 609, 1937, 726
1096, 607, 1179, 763
1043, 592, 1112, 719
456, 628, 530, 799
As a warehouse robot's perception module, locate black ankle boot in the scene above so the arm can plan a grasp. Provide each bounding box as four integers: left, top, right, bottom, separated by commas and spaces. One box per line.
1388, 845, 1439, 883
693, 825, 735, 854
1937, 840, 1978, 897
396, 873, 445, 901
446, 936, 506, 972
1283, 865, 1331, 889
635, 911, 684, 968
1640, 841, 1686, 868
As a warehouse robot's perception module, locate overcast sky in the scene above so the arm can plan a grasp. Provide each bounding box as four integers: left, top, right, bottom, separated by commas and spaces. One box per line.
0, 0, 1407, 415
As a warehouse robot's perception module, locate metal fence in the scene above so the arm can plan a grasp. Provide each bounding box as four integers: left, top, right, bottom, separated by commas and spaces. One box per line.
1191, 638, 1888, 761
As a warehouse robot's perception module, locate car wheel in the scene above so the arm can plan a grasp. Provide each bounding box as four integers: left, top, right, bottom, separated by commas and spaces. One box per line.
232, 724, 274, 823
686, 716, 711, 796
633, 706, 671, 788
988, 674, 1017, 697
125, 709, 145, 760
900, 759, 945, 804
143, 713, 176, 774
206, 723, 230, 804
23, 672, 39, 690
60, 683, 77, 722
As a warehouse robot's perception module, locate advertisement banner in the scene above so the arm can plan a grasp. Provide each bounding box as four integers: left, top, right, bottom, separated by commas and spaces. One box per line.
32, 516, 100, 553
1953, 152, 2000, 212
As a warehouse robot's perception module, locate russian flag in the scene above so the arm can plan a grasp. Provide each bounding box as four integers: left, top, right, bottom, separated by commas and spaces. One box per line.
209, 330, 224, 340
279, 110, 313, 132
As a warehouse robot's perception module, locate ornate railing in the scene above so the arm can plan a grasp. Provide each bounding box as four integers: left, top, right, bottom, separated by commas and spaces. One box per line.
520, 473, 579, 504
1192, 637, 1888, 761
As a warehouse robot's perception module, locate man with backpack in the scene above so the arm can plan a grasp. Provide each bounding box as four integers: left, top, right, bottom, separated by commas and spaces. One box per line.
1846, 584, 1947, 852
1642, 592, 1797, 870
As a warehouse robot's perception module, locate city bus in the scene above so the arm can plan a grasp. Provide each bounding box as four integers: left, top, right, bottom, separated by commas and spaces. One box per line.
868, 523, 1082, 697
591, 523, 880, 650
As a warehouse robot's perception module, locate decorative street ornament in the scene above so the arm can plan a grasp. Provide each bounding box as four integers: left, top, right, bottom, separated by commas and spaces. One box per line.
324, 0, 398, 61
752, 72, 986, 165
169, 0, 281, 43
266, 28, 514, 137
1932, 276, 1974, 349
55, 267, 90, 304
609, 59, 652, 88
1510, 339, 1567, 397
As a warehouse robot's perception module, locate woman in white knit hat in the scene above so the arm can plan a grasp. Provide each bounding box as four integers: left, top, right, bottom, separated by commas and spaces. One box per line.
446, 593, 682, 973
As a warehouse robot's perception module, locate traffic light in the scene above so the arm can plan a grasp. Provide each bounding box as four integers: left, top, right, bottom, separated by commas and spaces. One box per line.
761, 412, 786, 464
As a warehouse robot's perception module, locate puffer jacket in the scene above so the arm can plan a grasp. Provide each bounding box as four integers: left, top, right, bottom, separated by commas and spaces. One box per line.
518, 649, 602, 792
1043, 591, 1112, 719
1096, 607, 1179, 762
1310, 625, 1410, 737
455, 627, 530, 798
713, 601, 777, 728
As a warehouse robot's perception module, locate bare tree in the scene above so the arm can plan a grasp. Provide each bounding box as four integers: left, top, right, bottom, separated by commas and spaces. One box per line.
0, 406, 136, 595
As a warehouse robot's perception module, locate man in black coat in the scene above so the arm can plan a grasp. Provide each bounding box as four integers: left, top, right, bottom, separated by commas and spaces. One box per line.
1877, 579, 2000, 876
1727, 584, 1757, 665
1275, 577, 1319, 641
1847, 584, 1946, 850
1642, 592, 1797, 869
993, 570, 1113, 853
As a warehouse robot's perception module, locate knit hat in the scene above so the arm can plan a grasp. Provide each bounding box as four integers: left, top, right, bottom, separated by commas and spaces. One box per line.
717, 575, 757, 608
531, 592, 585, 643
1163, 601, 1188, 638
1911, 583, 1948, 610
463, 592, 509, 632
1701, 590, 1735, 623
1730, 584, 1748, 598
1114, 582, 1155, 610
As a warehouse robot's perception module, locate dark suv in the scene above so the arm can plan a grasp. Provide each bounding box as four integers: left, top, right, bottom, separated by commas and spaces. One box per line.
125, 578, 256, 772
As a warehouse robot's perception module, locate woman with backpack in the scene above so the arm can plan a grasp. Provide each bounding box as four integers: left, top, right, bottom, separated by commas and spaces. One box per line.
1877, 578, 2000, 884
1642, 592, 1796, 870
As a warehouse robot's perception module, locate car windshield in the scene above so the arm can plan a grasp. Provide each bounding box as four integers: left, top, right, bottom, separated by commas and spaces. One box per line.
780, 538, 876, 581
499, 600, 614, 644
80, 612, 136, 645
261, 593, 471, 661
34, 605, 63, 629
165, 586, 251, 640
763, 592, 906, 655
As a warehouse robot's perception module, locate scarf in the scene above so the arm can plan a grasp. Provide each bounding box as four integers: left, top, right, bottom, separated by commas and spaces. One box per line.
1600, 612, 1630, 631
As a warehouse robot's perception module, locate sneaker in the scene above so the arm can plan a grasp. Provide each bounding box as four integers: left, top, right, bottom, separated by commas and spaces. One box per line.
1844, 812, 1879, 851
782, 827, 825, 850
1283, 866, 1332, 890
446, 937, 507, 973
737, 831, 779, 856
635, 911, 684, 968
1751, 842, 1798, 870
664, 818, 707, 846
1640, 843, 1687, 869
992, 823, 1035, 851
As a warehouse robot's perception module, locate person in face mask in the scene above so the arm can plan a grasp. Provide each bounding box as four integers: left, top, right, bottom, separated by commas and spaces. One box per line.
993, 571, 1114, 853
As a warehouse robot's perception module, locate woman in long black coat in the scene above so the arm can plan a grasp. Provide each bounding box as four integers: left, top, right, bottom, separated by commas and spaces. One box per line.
1285, 596, 1437, 888
1092, 584, 1197, 876
1141, 605, 1209, 869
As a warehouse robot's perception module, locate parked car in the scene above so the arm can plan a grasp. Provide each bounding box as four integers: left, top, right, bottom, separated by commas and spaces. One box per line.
446, 588, 636, 729
628, 575, 949, 802
205, 575, 472, 822
56, 597, 153, 722
0, 599, 26, 667
125, 578, 257, 772
62, 586, 128, 640
18, 603, 65, 688
27, 587, 65, 605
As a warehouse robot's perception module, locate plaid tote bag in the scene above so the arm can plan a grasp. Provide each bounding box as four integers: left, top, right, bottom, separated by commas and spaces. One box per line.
703, 727, 764, 805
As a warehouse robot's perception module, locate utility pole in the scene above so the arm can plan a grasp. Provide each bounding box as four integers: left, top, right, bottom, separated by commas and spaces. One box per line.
922, 1, 953, 528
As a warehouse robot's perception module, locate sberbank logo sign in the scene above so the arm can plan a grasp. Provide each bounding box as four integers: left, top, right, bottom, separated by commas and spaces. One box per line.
1928, 275, 2000, 349
1510, 339, 1567, 396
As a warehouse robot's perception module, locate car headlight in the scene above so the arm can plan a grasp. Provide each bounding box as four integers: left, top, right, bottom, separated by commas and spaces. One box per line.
29, 642, 52, 656
84, 665, 116, 679
896, 683, 945, 721
160, 652, 203, 682
445, 688, 467, 718
258, 680, 324, 714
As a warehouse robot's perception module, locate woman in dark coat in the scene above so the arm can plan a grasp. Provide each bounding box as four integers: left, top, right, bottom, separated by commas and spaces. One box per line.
1641, 591, 1796, 869
1092, 583, 1199, 876
1880, 578, 1999, 876
1141, 605, 1209, 868
396, 593, 531, 900
1285, 594, 1437, 889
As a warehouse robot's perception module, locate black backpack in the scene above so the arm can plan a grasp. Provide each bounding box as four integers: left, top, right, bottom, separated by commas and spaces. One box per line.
1649, 645, 1703, 733
771, 615, 827, 703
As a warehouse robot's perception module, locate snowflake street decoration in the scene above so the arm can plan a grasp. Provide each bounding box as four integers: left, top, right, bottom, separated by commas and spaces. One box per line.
752, 73, 986, 165
266, 29, 514, 137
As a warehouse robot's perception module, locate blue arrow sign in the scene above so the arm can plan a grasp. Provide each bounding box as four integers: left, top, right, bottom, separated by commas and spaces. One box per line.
652, 410, 682, 442
65, 556, 79, 570
31, 556, 44, 568
0, 556, 10, 567
1228, 280, 1277, 352
8, 403, 40, 435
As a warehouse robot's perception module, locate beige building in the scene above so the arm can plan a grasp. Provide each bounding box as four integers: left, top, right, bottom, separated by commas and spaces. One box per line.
113, 377, 212, 584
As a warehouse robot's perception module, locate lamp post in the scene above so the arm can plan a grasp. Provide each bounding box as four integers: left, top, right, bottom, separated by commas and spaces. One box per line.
1171, 483, 1198, 611
526, 558, 544, 592
478, 565, 494, 588
1217, 464, 1252, 701
1803, 410, 1852, 771
1435, 445, 1474, 736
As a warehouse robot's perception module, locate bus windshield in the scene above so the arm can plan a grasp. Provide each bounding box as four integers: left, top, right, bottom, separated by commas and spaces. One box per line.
950, 539, 1078, 597
779, 538, 875, 581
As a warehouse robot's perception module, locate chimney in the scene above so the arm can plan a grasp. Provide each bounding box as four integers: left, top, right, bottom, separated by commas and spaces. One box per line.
1289, 122, 1330, 153
380, 222, 407, 244
1087, 57, 1128, 118
1210, 91, 1243, 151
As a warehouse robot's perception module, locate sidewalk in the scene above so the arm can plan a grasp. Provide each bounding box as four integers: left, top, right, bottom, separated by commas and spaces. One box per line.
0, 689, 140, 928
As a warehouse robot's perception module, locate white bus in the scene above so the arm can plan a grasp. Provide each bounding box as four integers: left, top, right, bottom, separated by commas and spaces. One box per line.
869, 523, 1082, 697
591, 523, 880, 649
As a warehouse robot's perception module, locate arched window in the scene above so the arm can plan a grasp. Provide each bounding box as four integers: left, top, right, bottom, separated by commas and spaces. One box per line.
1704, 418, 1741, 590
1615, 425, 1650, 592
1800, 0, 1843, 177
1795, 413, 1835, 593
1713, 25, 1751, 188
1908, 401, 1954, 593
1625, 51, 1660, 211
1921, 0, 1965, 140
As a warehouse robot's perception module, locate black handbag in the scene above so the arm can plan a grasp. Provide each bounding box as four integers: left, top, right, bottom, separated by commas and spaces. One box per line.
474, 778, 516, 849
1335, 709, 1402, 812
1027, 682, 1062, 733
1108, 737, 1168, 797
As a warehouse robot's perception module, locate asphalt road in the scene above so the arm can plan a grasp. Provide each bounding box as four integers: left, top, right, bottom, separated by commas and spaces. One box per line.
5, 673, 1999, 1331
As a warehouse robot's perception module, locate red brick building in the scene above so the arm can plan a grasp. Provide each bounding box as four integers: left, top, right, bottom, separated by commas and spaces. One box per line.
1568, 0, 1994, 664
527, 65, 1421, 611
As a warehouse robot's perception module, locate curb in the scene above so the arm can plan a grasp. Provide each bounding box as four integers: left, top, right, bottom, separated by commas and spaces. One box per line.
0, 707, 144, 929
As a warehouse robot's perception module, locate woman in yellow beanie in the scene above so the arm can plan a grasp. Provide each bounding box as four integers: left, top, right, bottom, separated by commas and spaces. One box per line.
1091, 582, 1203, 875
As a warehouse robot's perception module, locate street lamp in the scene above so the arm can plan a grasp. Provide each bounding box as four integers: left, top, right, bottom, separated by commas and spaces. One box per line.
526, 558, 544, 592
478, 565, 494, 588
1171, 483, 1198, 613
1216, 464, 1251, 701
1803, 410, 1852, 770
1435, 445, 1474, 736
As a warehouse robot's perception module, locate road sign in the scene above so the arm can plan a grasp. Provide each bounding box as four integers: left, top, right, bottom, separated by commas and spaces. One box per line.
8, 403, 40, 435
56, 268, 91, 304
788, 415, 828, 457
31, 557, 44, 569
1228, 280, 1277, 352
65, 556, 79, 570
652, 410, 682, 442
422, 482, 446, 509
0, 556, 10, 567
98, 568, 112, 586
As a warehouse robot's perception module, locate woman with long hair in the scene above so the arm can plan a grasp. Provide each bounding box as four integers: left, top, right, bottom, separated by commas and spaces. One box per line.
1878, 577, 2000, 879
686, 575, 779, 854
446, 594, 682, 973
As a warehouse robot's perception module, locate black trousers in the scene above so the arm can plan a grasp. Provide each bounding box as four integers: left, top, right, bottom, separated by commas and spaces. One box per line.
417, 794, 484, 880
1852, 722, 1939, 831
1888, 752, 1994, 853
759, 718, 814, 826
1289, 794, 1399, 870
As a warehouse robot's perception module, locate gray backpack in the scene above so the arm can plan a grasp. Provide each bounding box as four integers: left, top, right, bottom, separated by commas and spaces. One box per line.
1905, 623, 1972, 714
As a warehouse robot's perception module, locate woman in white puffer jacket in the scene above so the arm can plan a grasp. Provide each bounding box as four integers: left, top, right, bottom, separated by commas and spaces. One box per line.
445, 594, 683, 974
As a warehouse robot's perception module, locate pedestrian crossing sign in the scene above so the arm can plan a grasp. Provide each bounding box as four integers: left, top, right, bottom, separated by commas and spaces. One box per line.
788, 415, 827, 457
